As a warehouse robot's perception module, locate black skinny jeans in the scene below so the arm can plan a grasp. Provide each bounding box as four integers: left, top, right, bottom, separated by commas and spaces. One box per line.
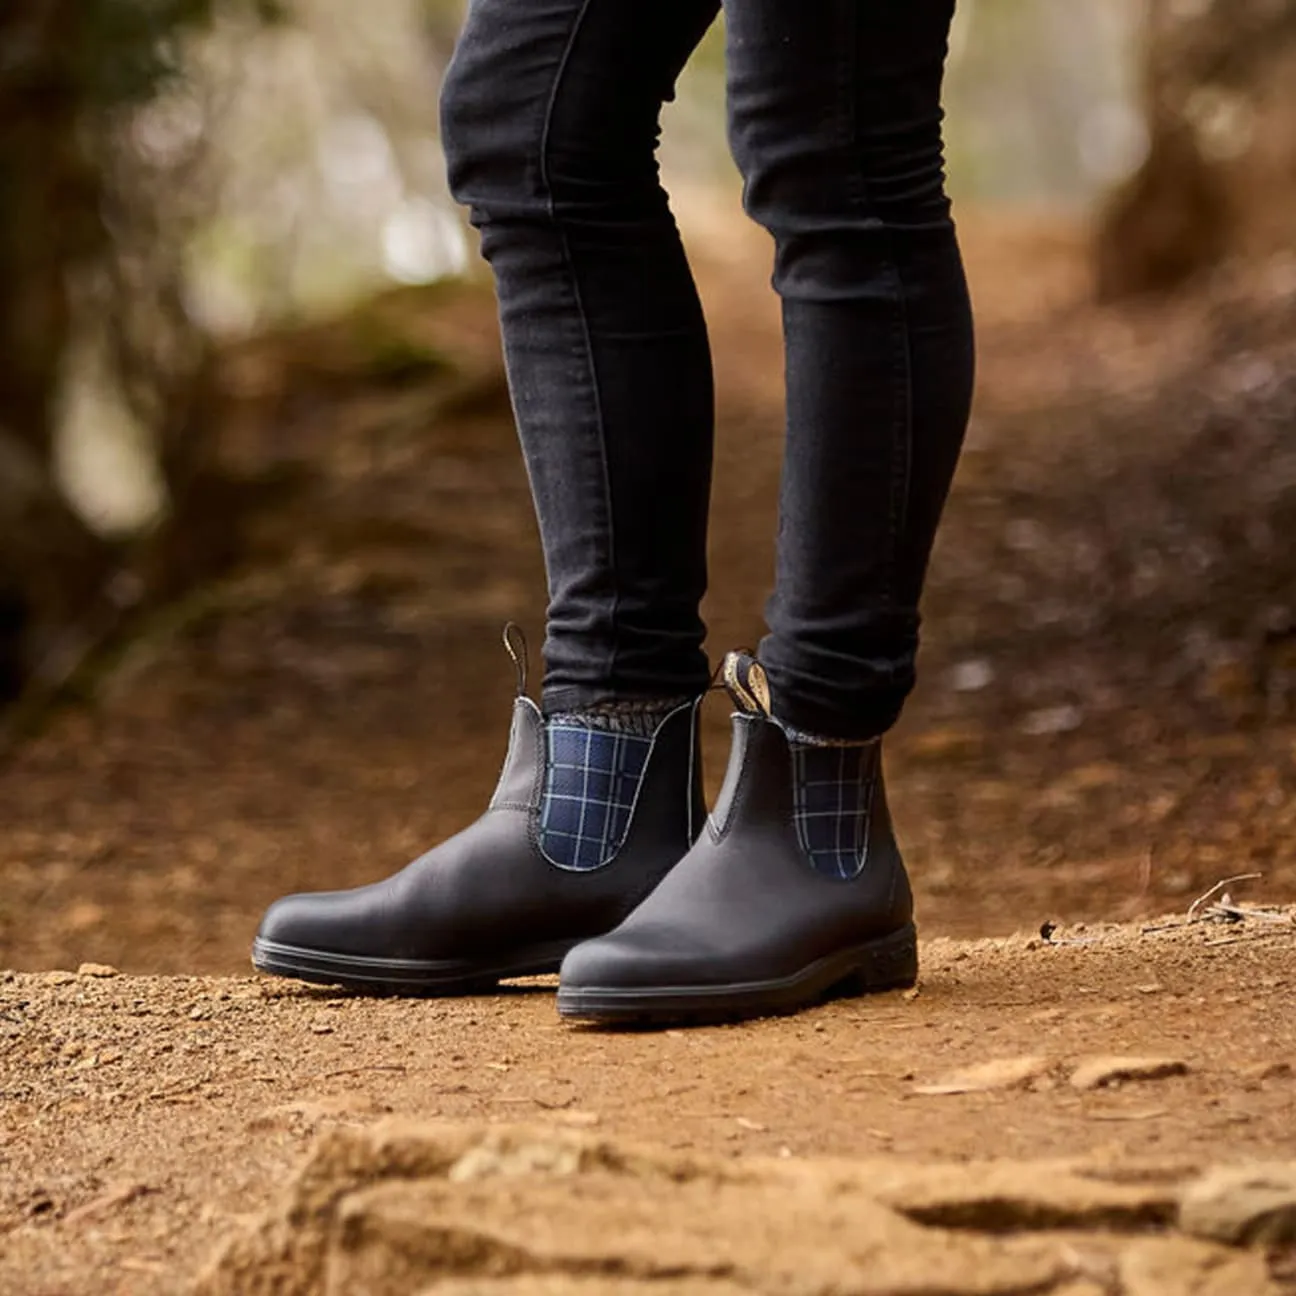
441, 0, 974, 741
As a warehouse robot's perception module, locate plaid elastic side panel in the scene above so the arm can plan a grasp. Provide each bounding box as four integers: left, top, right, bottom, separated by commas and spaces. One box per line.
538, 722, 653, 871
789, 741, 878, 880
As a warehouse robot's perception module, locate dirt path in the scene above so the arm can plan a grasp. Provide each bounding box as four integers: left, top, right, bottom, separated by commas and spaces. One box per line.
3, 917, 1294, 1293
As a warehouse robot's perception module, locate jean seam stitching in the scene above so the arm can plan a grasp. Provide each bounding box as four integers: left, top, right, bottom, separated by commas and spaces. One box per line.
537, 0, 622, 695
839, 0, 913, 606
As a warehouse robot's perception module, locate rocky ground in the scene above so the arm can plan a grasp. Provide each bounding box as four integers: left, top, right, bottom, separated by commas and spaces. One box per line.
3, 916, 1295, 1294
3, 200, 1296, 1293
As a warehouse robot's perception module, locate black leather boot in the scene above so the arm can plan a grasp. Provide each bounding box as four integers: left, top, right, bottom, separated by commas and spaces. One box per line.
556, 654, 917, 1023
252, 662, 704, 994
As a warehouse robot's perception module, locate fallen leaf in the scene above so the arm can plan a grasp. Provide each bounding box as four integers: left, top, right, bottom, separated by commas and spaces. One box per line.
914, 1055, 1052, 1095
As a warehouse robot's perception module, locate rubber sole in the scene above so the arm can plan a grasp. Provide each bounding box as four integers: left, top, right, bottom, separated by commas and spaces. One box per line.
250, 936, 575, 996
556, 923, 918, 1025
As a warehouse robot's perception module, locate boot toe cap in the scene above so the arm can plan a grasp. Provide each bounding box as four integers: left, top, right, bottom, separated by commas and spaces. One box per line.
253, 888, 382, 959
254, 892, 316, 948
559, 923, 716, 992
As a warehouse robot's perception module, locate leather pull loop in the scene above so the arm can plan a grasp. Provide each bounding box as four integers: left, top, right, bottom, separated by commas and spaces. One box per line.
502, 622, 529, 699
721, 650, 771, 717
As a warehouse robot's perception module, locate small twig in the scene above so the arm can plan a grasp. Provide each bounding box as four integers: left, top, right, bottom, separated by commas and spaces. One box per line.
1206, 903, 1291, 925
1140, 919, 1186, 935
494, 1094, 577, 1110
316, 1063, 407, 1081
64, 1182, 155, 1225
1204, 930, 1294, 948
147, 1072, 213, 1101
1187, 874, 1263, 922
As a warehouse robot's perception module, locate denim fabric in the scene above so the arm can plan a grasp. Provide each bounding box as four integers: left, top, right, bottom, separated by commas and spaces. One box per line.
442, 0, 974, 740
538, 722, 653, 870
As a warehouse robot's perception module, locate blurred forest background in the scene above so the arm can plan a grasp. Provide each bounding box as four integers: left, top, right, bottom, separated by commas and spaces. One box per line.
2, 0, 1296, 971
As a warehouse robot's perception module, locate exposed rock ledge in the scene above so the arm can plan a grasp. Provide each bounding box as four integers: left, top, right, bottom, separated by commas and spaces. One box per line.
197, 1121, 1296, 1296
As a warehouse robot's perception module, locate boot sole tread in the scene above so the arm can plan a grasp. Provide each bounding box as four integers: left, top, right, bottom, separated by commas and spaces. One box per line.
556, 923, 918, 1025
250, 936, 574, 995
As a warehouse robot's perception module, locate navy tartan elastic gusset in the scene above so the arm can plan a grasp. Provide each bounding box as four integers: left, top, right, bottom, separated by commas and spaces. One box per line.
538, 722, 653, 871
788, 741, 878, 879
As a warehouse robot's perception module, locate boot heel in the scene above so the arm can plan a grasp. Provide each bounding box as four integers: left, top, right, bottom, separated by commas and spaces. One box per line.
855, 923, 918, 991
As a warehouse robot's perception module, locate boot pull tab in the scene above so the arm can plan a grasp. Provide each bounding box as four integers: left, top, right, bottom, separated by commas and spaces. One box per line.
502, 622, 529, 699
721, 650, 771, 717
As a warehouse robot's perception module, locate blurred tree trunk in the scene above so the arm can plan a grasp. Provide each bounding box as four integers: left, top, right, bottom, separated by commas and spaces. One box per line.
1096, 0, 1296, 299
0, 2, 239, 723
0, 5, 115, 700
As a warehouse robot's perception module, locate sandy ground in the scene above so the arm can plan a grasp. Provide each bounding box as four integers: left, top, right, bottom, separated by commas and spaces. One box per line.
3, 918, 1295, 1293
3, 200, 1296, 1292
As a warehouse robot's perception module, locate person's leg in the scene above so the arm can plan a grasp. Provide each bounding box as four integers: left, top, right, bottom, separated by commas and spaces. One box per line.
729, 0, 975, 742
558, 0, 972, 1023
441, 0, 721, 716
252, 1, 719, 993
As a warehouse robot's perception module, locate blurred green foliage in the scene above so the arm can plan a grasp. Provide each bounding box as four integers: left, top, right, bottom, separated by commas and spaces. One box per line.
76, 0, 240, 106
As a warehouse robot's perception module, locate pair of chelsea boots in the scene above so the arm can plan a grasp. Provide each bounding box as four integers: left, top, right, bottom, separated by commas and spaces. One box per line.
252, 651, 917, 1022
